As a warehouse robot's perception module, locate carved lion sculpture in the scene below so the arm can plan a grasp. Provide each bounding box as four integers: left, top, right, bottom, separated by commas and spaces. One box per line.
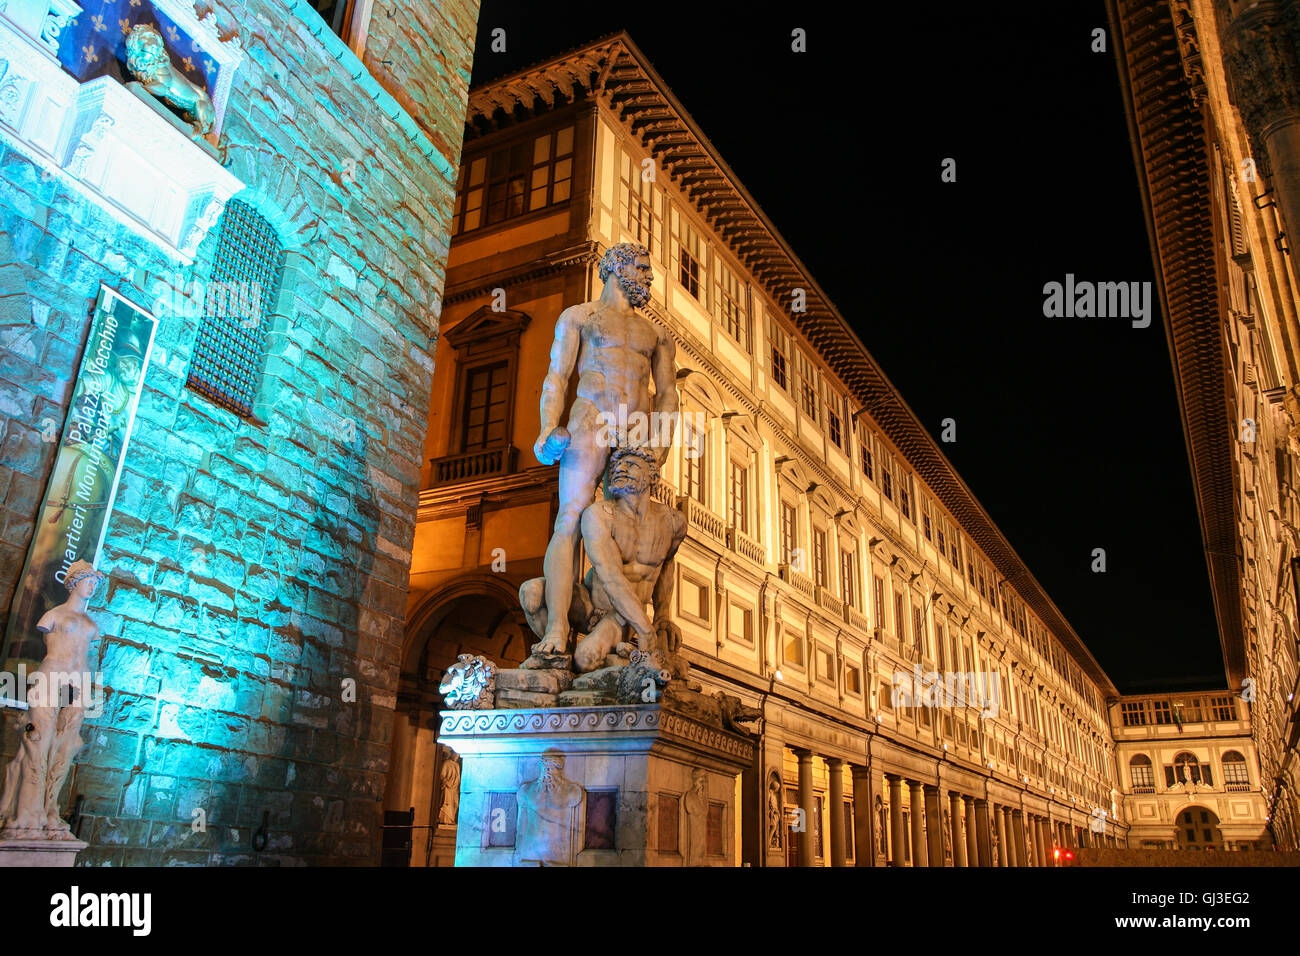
125, 24, 215, 138
438, 654, 497, 710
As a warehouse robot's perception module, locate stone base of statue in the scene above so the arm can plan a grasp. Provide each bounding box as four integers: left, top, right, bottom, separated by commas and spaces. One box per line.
0, 835, 87, 867
438, 702, 756, 866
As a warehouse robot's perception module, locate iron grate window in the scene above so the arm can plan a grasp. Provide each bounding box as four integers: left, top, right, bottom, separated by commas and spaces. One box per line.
186, 200, 283, 418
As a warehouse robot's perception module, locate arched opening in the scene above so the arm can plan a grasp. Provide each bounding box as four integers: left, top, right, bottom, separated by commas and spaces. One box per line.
1175, 805, 1224, 850
1128, 753, 1155, 792
382, 577, 530, 866
1221, 750, 1249, 790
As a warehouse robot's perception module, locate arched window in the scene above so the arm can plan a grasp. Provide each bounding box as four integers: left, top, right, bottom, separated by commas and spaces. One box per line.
1129, 754, 1154, 791
187, 199, 283, 418
1221, 751, 1249, 788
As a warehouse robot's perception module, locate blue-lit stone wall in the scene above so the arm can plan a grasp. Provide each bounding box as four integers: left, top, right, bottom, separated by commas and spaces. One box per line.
0, 0, 478, 864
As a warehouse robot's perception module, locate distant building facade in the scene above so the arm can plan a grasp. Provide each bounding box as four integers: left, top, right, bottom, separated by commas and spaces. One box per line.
0, 0, 478, 863
1111, 690, 1269, 849
1111, 0, 1300, 850
391, 33, 1125, 866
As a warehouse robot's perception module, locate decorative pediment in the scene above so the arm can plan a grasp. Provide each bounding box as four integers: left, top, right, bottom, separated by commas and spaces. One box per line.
677, 367, 723, 413
445, 305, 531, 353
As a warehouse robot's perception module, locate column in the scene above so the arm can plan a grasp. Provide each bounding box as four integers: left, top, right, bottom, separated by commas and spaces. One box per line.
996, 805, 1009, 867
795, 749, 816, 867
963, 795, 979, 868
851, 765, 873, 867
888, 774, 905, 867
908, 780, 927, 868
949, 791, 967, 866
827, 758, 846, 867
975, 798, 992, 867
922, 786, 942, 867
1012, 809, 1027, 867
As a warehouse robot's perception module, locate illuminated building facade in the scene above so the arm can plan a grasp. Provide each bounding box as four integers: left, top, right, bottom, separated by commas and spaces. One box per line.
390, 33, 1125, 866
0, 0, 478, 863
1110, 690, 1269, 849
1110, 0, 1300, 850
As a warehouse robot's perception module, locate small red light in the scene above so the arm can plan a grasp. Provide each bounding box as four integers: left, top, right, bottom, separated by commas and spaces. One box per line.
1065, 851, 1074, 860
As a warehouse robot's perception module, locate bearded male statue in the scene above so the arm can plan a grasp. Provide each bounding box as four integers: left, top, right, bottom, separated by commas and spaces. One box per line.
516, 750, 584, 866
529, 242, 678, 660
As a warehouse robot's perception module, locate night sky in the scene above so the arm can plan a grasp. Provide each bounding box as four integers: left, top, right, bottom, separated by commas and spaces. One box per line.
468, 1, 1222, 693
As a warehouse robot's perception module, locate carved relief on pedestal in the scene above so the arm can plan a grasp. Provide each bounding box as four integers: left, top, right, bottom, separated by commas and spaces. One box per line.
516, 750, 584, 866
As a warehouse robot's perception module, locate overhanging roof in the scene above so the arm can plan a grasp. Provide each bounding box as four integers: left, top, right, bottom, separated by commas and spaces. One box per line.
464, 32, 1121, 698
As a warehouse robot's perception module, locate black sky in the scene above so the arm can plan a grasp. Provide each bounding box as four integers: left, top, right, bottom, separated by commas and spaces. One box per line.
468, 0, 1223, 693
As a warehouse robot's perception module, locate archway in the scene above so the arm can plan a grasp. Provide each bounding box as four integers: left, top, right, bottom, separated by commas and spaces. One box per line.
1175, 805, 1224, 850
383, 576, 530, 866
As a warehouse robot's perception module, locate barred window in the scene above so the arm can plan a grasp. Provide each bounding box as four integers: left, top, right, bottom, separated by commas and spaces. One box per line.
1152, 700, 1173, 725
1221, 751, 1249, 786
812, 527, 827, 588
860, 429, 874, 480
779, 500, 797, 567
187, 199, 283, 418
683, 440, 705, 506
1209, 695, 1235, 721
728, 460, 748, 534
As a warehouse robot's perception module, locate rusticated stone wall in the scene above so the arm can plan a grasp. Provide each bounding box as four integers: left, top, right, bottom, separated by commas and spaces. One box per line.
0, 0, 479, 864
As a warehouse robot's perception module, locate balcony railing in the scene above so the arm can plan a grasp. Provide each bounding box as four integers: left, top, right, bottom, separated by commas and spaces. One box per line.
815, 586, 844, 618
778, 564, 815, 598
1225, 783, 1252, 792
430, 445, 517, 485
844, 606, 870, 634
729, 527, 765, 565
679, 496, 727, 544
649, 480, 675, 506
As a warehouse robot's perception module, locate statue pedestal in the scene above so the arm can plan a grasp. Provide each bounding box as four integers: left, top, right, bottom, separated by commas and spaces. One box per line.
438, 703, 755, 866
0, 837, 87, 867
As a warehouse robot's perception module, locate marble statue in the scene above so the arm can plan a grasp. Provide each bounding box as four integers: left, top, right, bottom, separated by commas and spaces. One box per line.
0, 560, 104, 840
875, 795, 886, 859
767, 773, 783, 850
942, 808, 953, 863
521, 443, 687, 673
529, 242, 678, 658
438, 654, 496, 709
125, 24, 216, 139
991, 828, 1000, 866
436, 750, 460, 826
683, 767, 708, 865
516, 750, 584, 866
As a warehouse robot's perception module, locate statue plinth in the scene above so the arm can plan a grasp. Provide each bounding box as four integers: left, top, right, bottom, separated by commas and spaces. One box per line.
438, 703, 756, 867
0, 836, 87, 867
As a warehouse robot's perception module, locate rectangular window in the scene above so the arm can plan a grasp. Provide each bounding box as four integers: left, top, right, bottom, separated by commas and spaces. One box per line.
812, 527, 828, 588
796, 350, 818, 421
893, 592, 905, 643
728, 460, 749, 534
948, 527, 961, 569
840, 550, 858, 609
935, 622, 946, 669
683, 441, 705, 505
845, 665, 861, 695
1222, 759, 1249, 785
912, 604, 924, 656
780, 501, 797, 567
715, 258, 749, 350
1210, 696, 1235, 721
770, 318, 789, 391
784, 631, 805, 667
729, 603, 754, 644
619, 149, 664, 259
967, 545, 977, 586
880, 456, 893, 502
873, 575, 886, 631
461, 361, 509, 450
899, 473, 912, 521
678, 574, 710, 623
826, 385, 842, 449
670, 207, 705, 301
454, 126, 575, 235
860, 429, 874, 480
922, 500, 932, 541
816, 645, 835, 685
1152, 700, 1173, 725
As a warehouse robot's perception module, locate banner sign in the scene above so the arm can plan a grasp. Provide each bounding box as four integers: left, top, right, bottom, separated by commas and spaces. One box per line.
3, 285, 157, 662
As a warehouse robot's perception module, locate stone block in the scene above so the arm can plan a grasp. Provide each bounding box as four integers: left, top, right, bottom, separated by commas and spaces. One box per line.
495, 688, 558, 709
496, 668, 574, 694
